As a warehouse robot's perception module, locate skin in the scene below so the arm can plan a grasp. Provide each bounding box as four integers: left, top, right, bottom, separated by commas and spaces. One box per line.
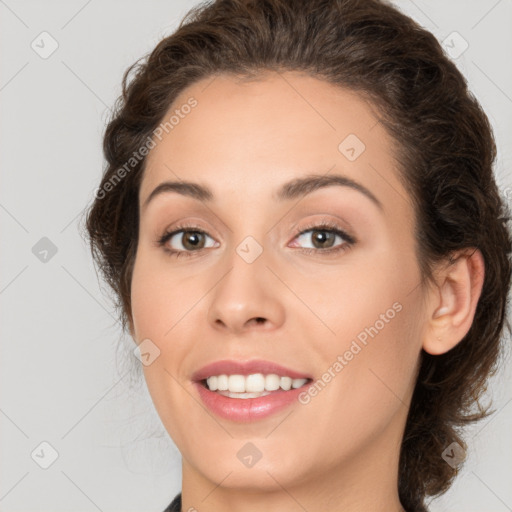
129, 70, 485, 512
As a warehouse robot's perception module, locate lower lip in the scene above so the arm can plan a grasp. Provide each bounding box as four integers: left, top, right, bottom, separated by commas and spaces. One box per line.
194, 381, 309, 422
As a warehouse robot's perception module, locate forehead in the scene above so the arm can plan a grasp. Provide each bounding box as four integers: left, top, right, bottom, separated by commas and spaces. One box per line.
139, 71, 410, 216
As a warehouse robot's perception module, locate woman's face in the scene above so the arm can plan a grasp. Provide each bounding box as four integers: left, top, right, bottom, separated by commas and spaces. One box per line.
130, 71, 428, 498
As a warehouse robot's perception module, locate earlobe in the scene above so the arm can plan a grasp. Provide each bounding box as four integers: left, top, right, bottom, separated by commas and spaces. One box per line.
422, 248, 485, 355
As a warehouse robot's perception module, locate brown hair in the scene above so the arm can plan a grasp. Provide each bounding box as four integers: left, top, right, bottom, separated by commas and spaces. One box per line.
82, 0, 512, 510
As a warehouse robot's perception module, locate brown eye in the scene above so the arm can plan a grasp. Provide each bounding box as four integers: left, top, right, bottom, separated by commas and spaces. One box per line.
309, 230, 337, 249
180, 231, 206, 250
158, 226, 218, 257
293, 226, 352, 252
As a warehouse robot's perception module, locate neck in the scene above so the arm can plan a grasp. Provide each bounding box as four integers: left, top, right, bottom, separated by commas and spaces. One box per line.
179, 413, 408, 512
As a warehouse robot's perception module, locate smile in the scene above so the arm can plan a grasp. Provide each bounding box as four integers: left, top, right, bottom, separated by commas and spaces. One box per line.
204, 373, 309, 395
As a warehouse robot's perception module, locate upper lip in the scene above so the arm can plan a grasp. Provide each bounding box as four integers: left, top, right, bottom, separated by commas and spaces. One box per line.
191, 359, 313, 382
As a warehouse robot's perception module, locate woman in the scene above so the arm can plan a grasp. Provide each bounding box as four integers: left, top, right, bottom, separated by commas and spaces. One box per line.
84, 0, 512, 510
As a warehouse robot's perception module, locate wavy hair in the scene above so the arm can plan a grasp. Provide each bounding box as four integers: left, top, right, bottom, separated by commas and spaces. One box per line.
83, 0, 512, 510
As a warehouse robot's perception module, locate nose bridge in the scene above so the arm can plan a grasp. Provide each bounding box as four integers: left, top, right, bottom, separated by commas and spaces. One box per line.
207, 231, 285, 332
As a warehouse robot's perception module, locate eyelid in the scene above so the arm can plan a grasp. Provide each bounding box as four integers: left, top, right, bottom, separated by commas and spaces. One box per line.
288, 217, 357, 245
157, 216, 357, 257
157, 218, 220, 242
155, 221, 218, 251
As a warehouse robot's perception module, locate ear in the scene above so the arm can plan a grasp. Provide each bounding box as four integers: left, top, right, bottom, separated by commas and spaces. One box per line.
422, 248, 485, 355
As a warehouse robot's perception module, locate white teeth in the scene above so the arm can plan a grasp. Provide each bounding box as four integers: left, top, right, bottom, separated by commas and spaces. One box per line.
265, 374, 281, 391
217, 375, 228, 391
246, 373, 265, 392
205, 373, 308, 393
292, 378, 307, 389
228, 375, 245, 392
280, 376, 292, 390
207, 376, 218, 391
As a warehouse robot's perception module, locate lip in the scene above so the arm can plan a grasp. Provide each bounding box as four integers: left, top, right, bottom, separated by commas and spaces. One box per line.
191, 359, 313, 423
191, 359, 313, 382
193, 381, 311, 423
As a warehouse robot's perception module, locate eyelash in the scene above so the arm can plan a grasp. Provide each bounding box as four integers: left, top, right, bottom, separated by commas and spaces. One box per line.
156, 220, 356, 259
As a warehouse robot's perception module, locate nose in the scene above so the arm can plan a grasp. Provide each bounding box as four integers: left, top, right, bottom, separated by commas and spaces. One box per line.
207, 243, 286, 335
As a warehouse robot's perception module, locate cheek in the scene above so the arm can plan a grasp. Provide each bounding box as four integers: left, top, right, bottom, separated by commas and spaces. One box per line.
302, 248, 423, 413
130, 248, 192, 340
292, 296, 423, 472
298, 241, 421, 349
130, 258, 162, 340
129, 248, 207, 395
129, 251, 198, 441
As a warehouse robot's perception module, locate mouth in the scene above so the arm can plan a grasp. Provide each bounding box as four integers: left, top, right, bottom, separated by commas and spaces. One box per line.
197, 374, 313, 399
191, 359, 314, 422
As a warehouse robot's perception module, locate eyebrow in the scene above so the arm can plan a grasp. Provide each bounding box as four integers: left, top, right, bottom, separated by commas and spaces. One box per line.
142, 173, 383, 212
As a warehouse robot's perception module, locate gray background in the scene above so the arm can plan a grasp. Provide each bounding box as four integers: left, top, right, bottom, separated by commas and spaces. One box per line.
1, 1, 511, 511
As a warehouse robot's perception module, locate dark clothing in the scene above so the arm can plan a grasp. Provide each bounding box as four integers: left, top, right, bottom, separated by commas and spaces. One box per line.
163, 492, 181, 512
163, 492, 423, 511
